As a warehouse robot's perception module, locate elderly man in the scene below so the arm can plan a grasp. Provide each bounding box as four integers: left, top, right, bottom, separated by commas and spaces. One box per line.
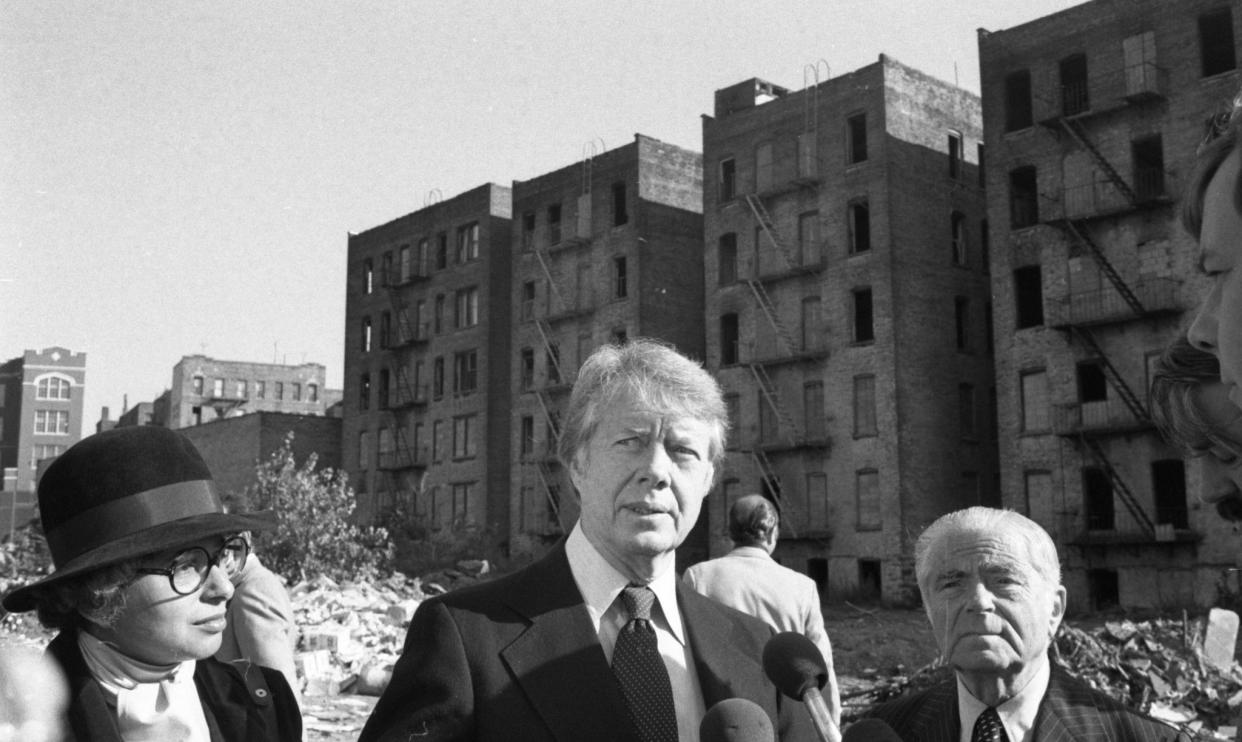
865, 507, 1185, 742
684, 494, 841, 726
360, 339, 813, 742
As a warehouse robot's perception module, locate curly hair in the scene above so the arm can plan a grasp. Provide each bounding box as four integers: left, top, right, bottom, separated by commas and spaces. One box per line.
1150, 335, 1224, 455
31, 560, 138, 631
1181, 90, 1242, 240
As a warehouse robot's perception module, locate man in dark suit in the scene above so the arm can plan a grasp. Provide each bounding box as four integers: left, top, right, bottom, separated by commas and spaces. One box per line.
865, 507, 1187, 742
359, 339, 814, 742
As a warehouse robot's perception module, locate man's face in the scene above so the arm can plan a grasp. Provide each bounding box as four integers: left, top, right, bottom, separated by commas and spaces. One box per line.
923, 527, 1065, 681
570, 393, 715, 579
1189, 148, 1242, 406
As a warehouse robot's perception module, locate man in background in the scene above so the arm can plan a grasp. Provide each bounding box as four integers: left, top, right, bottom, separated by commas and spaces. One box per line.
684, 493, 840, 726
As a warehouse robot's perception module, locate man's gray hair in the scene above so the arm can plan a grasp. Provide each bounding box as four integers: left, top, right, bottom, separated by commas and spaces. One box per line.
914, 507, 1061, 599
557, 338, 728, 471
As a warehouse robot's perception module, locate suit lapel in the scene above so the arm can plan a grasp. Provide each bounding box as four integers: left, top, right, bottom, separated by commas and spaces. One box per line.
1033, 668, 1113, 742
910, 679, 959, 742
499, 543, 638, 742
679, 582, 766, 707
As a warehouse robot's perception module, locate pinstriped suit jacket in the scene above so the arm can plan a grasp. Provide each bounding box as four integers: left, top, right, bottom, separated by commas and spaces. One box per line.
864, 665, 1189, 742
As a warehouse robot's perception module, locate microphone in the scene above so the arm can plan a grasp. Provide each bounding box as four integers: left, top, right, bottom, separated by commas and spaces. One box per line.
700, 698, 775, 742
841, 718, 903, 742
762, 632, 841, 742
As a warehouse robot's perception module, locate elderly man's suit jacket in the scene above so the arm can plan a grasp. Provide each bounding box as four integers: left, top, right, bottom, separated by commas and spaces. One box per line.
358, 540, 816, 742
865, 664, 1189, 742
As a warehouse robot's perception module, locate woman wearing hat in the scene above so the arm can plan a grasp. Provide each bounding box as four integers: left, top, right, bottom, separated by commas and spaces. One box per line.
2, 426, 302, 741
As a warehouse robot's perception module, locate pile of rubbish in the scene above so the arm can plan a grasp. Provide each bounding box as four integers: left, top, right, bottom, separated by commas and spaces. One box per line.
291, 559, 495, 697
1054, 614, 1242, 737
853, 612, 1242, 739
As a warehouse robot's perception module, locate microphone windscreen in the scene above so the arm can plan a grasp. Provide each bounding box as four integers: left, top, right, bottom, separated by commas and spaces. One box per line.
841, 718, 904, 741
699, 698, 776, 742
761, 632, 827, 700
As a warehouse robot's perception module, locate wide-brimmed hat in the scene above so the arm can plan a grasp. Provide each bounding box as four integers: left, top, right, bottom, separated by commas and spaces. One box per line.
3, 426, 277, 613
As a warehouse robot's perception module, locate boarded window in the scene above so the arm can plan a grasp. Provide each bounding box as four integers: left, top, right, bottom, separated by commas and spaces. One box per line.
856, 470, 881, 531
1020, 370, 1049, 432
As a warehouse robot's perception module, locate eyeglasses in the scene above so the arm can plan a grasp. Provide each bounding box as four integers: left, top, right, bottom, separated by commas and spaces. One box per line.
135, 536, 249, 595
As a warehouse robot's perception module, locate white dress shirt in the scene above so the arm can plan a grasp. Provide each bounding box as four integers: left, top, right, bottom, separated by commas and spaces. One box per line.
566, 523, 707, 742
956, 655, 1051, 742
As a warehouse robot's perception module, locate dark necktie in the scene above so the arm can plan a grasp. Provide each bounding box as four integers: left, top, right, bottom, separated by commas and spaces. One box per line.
971, 707, 1009, 742
611, 584, 678, 742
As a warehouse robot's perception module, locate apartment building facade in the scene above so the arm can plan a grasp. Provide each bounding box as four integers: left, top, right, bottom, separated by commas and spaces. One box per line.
163, 355, 331, 429
507, 134, 705, 558
343, 183, 514, 537
702, 57, 996, 603
0, 346, 87, 496
981, 0, 1241, 609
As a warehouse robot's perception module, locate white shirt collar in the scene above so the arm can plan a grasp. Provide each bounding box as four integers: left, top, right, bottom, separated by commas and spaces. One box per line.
565, 522, 686, 646
956, 653, 1051, 742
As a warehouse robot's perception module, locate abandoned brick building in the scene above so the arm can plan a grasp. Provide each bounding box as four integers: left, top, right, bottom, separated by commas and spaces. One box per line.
701, 56, 995, 604
981, 0, 1240, 609
343, 183, 514, 530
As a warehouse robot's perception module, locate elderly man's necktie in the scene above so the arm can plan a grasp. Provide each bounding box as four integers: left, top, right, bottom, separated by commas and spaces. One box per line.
971, 707, 1009, 742
611, 584, 677, 742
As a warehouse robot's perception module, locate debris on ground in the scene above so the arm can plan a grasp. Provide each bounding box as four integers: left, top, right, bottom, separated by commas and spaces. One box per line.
290, 559, 494, 697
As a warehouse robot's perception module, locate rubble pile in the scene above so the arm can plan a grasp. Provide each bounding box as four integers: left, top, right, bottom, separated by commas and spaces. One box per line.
291, 559, 495, 697
1053, 615, 1242, 736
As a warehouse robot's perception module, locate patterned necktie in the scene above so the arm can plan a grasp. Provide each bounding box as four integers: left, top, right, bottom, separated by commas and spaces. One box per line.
611, 584, 678, 742
971, 707, 1009, 742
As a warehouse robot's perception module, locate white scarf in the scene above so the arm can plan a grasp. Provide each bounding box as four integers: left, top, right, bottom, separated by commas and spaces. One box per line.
78, 631, 211, 742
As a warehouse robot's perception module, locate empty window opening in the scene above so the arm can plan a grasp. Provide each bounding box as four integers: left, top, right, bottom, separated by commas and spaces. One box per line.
1009, 166, 1039, 228
1059, 54, 1089, 116
1200, 7, 1237, 77
948, 131, 963, 179
720, 158, 736, 201
720, 313, 740, 365
1132, 135, 1165, 201
847, 113, 868, 164
718, 233, 737, 285
1088, 569, 1119, 610
612, 182, 628, 226
1152, 459, 1189, 529
1014, 265, 1044, 328
849, 200, 871, 254
853, 288, 874, 343
1004, 70, 1033, 131
1077, 362, 1108, 403
1083, 467, 1114, 530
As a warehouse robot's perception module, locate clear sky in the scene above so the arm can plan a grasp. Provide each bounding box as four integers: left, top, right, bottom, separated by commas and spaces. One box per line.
1, 0, 1085, 436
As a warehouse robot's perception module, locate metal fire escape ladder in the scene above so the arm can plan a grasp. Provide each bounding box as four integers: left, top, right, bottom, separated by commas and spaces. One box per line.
1057, 118, 1138, 205
391, 364, 416, 407
1060, 220, 1145, 317
744, 279, 798, 356
536, 460, 564, 523
533, 389, 561, 442
747, 363, 800, 444
533, 247, 570, 316
750, 449, 801, 537
533, 319, 566, 384
744, 194, 799, 270
1078, 434, 1156, 537
1069, 326, 1151, 426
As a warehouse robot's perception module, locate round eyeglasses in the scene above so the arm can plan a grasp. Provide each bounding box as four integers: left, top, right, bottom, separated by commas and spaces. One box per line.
135, 535, 250, 595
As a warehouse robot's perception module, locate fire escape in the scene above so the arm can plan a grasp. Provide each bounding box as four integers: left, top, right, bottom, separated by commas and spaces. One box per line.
1037, 56, 1186, 546
735, 62, 833, 537
521, 142, 602, 537
377, 256, 430, 506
